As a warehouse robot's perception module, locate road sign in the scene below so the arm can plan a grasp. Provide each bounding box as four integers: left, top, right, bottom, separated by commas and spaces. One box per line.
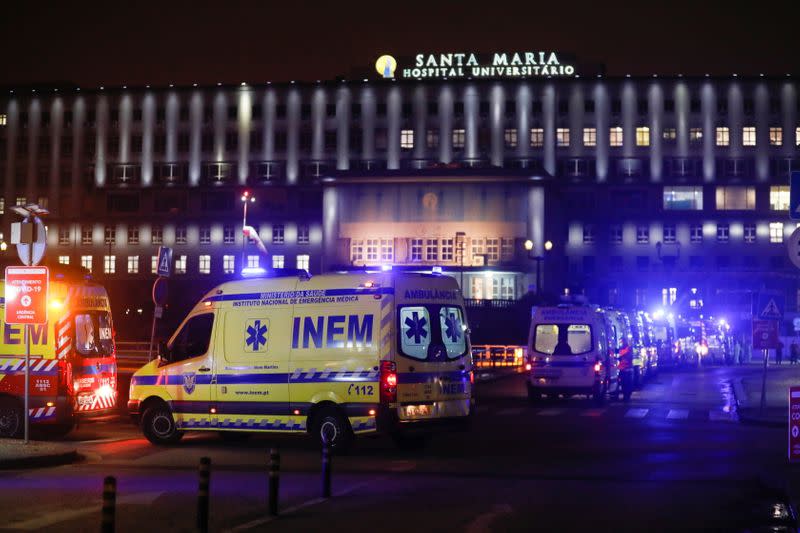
757, 292, 784, 321
3, 266, 49, 325
15, 217, 47, 266
752, 319, 779, 350
789, 227, 800, 269
791, 171, 800, 221
157, 246, 173, 277
790, 387, 800, 461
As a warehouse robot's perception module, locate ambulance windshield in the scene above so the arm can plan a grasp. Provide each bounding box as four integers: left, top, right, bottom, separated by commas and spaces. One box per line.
534, 324, 592, 356
75, 312, 114, 356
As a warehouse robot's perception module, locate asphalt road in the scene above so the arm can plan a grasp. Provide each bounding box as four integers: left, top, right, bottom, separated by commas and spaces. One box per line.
0, 366, 792, 532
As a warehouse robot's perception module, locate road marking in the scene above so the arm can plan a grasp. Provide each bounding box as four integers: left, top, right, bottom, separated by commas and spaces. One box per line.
666, 409, 689, 420
709, 409, 737, 422
580, 409, 606, 417
537, 408, 564, 416
466, 503, 513, 533
625, 408, 649, 418
496, 407, 524, 417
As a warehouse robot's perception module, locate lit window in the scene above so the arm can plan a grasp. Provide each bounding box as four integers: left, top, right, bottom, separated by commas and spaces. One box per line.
272, 224, 284, 244
380, 239, 393, 261
199, 226, 211, 245
744, 223, 756, 244
500, 238, 514, 261
426, 129, 439, 148
411, 238, 423, 261
151, 225, 163, 245
223, 225, 235, 244
663, 224, 676, 244
662, 128, 676, 141
0, 198, 4, 215
452, 129, 465, 149
58, 255, 70, 265
296, 254, 310, 271
81, 226, 93, 245
583, 128, 596, 147
223, 255, 235, 274
442, 238, 454, 261
81, 255, 93, 272
297, 225, 310, 244
151, 256, 158, 274
636, 225, 649, 244
716, 127, 730, 146
247, 255, 260, 268
716, 186, 756, 210
199, 255, 211, 274
127, 256, 139, 274
0, 114, 6, 126
770, 222, 784, 243
471, 238, 485, 259
716, 224, 730, 243
175, 225, 187, 245
582, 225, 595, 244
635, 127, 650, 147
663, 186, 703, 210
689, 128, 703, 142
504, 128, 517, 148
104, 255, 116, 274
743, 126, 756, 146
104, 225, 116, 245
486, 238, 499, 261
58, 227, 70, 246
426, 239, 438, 261
366, 239, 378, 262
530, 128, 544, 148
400, 129, 414, 149
175, 255, 187, 274
610, 225, 623, 244
796, 127, 800, 146
556, 128, 570, 147
690, 224, 703, 243
609, 127, 623, 147
769, 127, 783, 146
37, 197, 49, 209
351, 239, 364, 263
16, 197, 26, 206
770, 186, 790, 210
272, 255, 284, 269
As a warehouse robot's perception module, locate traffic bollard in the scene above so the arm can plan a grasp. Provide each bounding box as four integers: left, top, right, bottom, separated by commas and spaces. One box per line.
197, 457, 211, 533
101, 476, 116, 533
321, 440, 332, 498
268, 448, 280, 516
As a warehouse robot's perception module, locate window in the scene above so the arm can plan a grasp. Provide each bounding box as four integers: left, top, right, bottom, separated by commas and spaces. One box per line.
582, 225, 595, 244
151, 225, 163, 245
439, 306, 467, 358
223, 255, 235, 274
296, 254, 310, 271
297, 225, 310, 244
744, 223, 756, 243
556, 128, 570, 147
689, 128, 703, 142
366, 239, 378, 261
175, 225, 187, 245
103, 255, 116, 274
583, 128, 596, 147
716, 186, 756, 210
426, 129, 439, 149
530, 128, 544, 148
151, 256, 158, 274
0, 114, 6, 126
400, 129, 414, 149
486, 238, 499, 261
635, 127, 650, 147
272, 255, 284, 269
452, 129, 465, 149
399, 306, 432, 360
500, 238, 514, 261
663, 186, 703, 210
351, 240, 364, 263
533, 324, 592, 356
0, 198, 3, 215
770, 222, 784, 243
716, 127, 730, 146
104, 225, 115, 245
797, 127, 800, 146
504, 128, 517, 148
743, 126, 756, 146
58, 227, 70, 245
37, 197, 49, 210
770, 127, 783, 146
58, 255, 70, 265
168, 313, 214, 362
247, 255, 260, 268
636, 225, 649, 244
410, 239, 423, 261
16, 197, 26, 207
199, 255, 210, 274
663, 224, 676, 244
662, 128, 677, 141
690, 224, 703, 243
610, 225, 623, 244
610, 127, 623, 147
425, 239, 438, 261
717, 224, 730, 243
442, 239, 454, 261
380, 239, 393, 262
127, 256, 139, 274
770, 186, 790, 210
272, 224, 284, 244
81, 255, 93, 272
175, 255, 187, 274
223, 225, 235, 244
471, 238, 484, 259
123, 226, 138, 245
199, 226, 211, 245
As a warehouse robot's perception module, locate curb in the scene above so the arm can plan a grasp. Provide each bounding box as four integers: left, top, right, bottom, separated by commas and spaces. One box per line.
730, 377, 785, 428
0, 449, 80, 470
474, 368, 524, 384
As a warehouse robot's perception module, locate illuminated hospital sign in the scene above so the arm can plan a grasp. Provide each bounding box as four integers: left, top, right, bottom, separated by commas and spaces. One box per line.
375, 52, 576, 80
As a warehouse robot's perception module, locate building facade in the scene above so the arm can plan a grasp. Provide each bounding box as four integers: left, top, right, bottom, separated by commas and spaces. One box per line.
1, 65, 799, 328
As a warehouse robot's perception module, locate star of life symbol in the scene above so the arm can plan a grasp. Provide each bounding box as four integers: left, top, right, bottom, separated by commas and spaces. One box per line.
404, 312, 428, 344
444, 312, 462, 343
183, 372, 196, 394
245, 319, 268, 352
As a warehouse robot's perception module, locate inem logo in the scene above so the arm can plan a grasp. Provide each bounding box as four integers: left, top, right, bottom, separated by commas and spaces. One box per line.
375, 55, 397, 78
291, 315, 373, 349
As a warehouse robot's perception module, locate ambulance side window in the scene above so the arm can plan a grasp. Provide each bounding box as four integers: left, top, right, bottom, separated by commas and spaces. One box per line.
399, 306, 431, 360
169, 313, 214, 362
439, 306, 467, 359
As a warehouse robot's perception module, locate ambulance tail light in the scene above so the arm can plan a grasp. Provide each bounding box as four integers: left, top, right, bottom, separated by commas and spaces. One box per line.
380, 361, 397, 404
593, 361, 602, 374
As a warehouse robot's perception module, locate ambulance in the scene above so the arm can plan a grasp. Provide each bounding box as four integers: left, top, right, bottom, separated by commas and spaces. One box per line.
526, 304, 618, 403
128, 271, 473, 450
0, 266, 118, 438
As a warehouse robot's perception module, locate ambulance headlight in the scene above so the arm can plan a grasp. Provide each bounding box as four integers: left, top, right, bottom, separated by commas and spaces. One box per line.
96, 384, 114, 398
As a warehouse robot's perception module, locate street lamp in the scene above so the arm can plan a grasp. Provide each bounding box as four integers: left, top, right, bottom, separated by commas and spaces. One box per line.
524, 239, 553, 296
241, 190, 256, 269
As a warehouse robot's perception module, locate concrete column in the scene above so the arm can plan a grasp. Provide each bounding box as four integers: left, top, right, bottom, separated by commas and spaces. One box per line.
412, 85, 426, 164
649, 82, 663, 182
438, 85, 453, 164
286, 88, 300, 184
516, 83, 531, 160
25, 99, 41, 200
701, 82, 715, 182
311, 87, 325, 161
213, 91, 226, 163
490, 83, 505, 167
336, 86, 350, 170
387, 86, 401, 169
674, 82, 689, 158
263, 89, 276, 161
49, 98, 62, 211
782, 82, 798, 156
70, 97, 85, 215
165, 92, 179, 162
728, 82, 743, 159
621, 81, 635, 158
568, 82, 583, 159
142, 92, 155, 186
542, 84, 556, 176
95, 95, 108, 187
755, 83, 769, 182
188, 91, 202, 186
594, 83, 609, 182
119, 94, 132, 164
237, 88, 252, 185
464, 85, 479, 161
360, 86, 375, 163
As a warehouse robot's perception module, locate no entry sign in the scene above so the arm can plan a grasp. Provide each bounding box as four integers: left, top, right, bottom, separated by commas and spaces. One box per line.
790, 387, 800, 462
752, 320, 779, 350
3, 266, 49, 325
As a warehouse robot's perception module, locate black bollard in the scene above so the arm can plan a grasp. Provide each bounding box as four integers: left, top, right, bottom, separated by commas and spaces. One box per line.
101, 476, 116, 533
268, 448, 280, 516
321, 440, 332, 498
197, 457, 211, 533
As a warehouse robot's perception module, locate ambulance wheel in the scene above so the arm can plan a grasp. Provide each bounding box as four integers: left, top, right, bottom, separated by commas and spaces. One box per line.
311, 407, 352, 452
0, 398, 22, 439
142, 404, 183, 445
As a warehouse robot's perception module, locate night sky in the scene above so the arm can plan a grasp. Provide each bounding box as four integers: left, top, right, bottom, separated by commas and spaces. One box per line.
1, 1, 799, 88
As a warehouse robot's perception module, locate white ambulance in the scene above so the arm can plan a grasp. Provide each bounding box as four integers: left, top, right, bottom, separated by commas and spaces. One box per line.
526, 305, 618, 403
128, 271, 473, 450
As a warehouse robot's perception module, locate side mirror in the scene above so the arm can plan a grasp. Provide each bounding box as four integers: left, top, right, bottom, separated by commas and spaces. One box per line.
158, 341, 171, 363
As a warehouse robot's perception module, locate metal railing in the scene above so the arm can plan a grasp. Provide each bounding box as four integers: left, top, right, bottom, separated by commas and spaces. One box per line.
471, 345, 526, 368
115, 341, 151, 372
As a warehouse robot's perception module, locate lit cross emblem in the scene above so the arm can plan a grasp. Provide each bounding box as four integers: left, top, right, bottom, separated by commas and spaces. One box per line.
444, 313, 462, 343
245, 319, 269, 352
404, 312, 428, 344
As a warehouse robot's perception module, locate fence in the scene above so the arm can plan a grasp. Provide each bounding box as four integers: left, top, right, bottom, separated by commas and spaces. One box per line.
471, 345, 526, 368
115, 341, 151, 373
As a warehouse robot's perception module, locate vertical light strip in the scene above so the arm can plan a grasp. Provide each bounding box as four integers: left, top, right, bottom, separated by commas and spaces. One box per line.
286, 88, 300, 184
754, 83, 769, 182
142, 92, 155, 186
542, 84, 555, 176
489, 83, 504, 166
649, 82, 663, 182
311, 87, 325, 162
438, 85, 453, 164
701, 82, 715, 182
119, 93, 131, 164
622, 82, 635, 159
263, 89, 276, 162
674, 82, 689, 157
594, 83, 608, 182
387, 85, 400, 169
516, 83, 531, 161
463, 84, 478, 161
165, 91, 178, 163
189, 91, 202, 186
238, 87, 252, 185
336, 86, 350, 170
412, 84, 426, 164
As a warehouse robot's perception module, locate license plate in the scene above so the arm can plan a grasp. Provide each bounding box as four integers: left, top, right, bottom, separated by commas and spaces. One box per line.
534, 369, 562, 378
403, 404, 431, 417
77, 395, 93, 406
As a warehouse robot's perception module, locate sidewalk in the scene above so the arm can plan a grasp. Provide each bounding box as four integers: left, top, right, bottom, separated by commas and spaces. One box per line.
0, 439, 79, 470
733, 363, 800, 427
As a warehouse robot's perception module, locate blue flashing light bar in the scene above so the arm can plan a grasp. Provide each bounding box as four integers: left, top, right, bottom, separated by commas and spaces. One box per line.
241, 267, 267, 277
380, 264, 393, 272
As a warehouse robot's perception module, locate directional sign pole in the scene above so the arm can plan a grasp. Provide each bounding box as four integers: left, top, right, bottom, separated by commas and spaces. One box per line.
23, 324, 29, 444
761, 348, 768, 416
